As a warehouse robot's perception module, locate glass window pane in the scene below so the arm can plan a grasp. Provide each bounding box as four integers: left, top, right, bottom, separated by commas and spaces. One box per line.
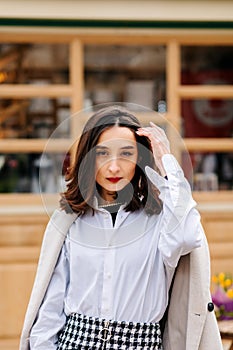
182, 151, 233, 191
84, 45, 166, 112
181, 98, 233, 138
0, 152, 69, 193
181, 46, 233, 85
0, 97, 70, 138
0, 43, 69, 84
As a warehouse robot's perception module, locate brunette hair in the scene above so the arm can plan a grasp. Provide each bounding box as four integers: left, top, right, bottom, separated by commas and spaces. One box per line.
60, 105, 162, 215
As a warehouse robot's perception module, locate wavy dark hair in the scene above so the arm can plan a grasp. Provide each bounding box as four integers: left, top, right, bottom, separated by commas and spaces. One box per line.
60, 105, 162, 215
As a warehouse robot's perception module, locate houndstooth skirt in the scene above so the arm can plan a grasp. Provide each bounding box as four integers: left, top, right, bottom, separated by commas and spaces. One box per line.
57, 313, 162, 350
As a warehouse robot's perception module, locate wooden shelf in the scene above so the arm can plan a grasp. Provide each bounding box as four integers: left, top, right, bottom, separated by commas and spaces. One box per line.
0, 84, 72, 98
184, 138, 233, 152
0, 138, 72, 153
178, 85, 233, 99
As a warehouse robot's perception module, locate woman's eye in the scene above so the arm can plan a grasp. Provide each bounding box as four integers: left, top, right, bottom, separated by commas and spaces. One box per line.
120, 151, 134, 157
96, 150, 108, 157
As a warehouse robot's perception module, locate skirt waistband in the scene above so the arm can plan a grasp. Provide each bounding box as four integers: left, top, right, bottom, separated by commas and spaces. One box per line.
58, 313, 162, 350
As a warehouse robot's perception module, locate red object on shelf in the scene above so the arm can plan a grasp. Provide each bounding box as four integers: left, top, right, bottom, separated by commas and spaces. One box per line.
181, 70, 233, 138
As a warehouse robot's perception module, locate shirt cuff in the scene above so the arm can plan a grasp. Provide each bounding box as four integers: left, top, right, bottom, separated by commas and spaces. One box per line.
161, 154, 183, 176
145, 154, 184, 190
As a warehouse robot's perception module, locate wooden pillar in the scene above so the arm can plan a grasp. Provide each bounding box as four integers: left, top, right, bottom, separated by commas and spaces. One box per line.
69, 39, 84, 160
166, 40, 182, 162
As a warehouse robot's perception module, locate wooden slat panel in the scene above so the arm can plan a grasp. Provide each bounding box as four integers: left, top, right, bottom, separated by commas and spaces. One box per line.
0, 193, 59, 207
0, 264, 37, 337
0, 138, 72, 153
211, 259, 233, 276
0, 339, 19, 350
184, 138, 233, 152
204, 220, 233, 243
193, 191, 233, 204
209, 243, 233, 259
178, 85, 233, 98
0, 84, 72, 98
1, 29, 233, 45
0, 247, 40, 263
0, 226, 45, 246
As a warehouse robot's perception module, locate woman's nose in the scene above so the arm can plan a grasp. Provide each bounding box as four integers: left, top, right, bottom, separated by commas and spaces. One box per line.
108, 158, 120, 173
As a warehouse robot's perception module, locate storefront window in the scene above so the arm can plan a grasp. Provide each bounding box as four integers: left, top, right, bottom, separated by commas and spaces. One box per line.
84, 45, 166, 112
182, 151, 233, 191
0, 43, 69, 84
181, 98, 233, 138
0, 152, 69, 193
181, 46, 233, 85
0, 97, 70, 139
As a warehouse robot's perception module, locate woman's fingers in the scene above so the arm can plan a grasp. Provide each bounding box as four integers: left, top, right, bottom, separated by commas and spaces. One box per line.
136, 123, 170, 153
149, 121, 166, 136
136, 122, 170, 177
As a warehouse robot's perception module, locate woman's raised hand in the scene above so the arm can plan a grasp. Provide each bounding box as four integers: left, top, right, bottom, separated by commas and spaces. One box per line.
136, 122, 170, 177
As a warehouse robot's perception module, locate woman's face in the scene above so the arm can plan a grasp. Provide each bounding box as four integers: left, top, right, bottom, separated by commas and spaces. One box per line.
95, 125, 138, 201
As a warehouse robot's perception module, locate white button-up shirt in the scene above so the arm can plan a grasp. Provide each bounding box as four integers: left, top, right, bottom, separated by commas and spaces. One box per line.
30, 155, 203, 349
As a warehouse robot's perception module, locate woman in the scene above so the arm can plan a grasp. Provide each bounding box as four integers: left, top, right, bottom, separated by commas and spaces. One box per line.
20, 106, 222, 349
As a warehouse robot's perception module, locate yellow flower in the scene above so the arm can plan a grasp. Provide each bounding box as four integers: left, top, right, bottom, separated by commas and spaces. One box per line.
225, 278, 232, 288
218, 272, 225, 282
226, 289, 233, 299
220, 281, 225, 289
212, 275, 218, 284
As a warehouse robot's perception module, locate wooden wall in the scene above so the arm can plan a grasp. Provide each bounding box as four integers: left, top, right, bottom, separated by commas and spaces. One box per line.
0, 212, 46, 350
205, 213, 233, 275
0, 195, 232, 349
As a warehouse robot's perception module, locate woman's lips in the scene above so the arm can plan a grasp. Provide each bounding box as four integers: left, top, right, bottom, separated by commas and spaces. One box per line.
107, 177, 122, 183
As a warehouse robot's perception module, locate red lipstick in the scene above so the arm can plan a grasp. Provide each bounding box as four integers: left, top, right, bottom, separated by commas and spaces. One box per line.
107, 177, 122, 183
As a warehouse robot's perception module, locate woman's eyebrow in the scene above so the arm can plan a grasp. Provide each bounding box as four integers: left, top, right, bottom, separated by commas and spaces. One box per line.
120, 145, 136, 149
96, 145, 136, 149
96, 145, 108, 149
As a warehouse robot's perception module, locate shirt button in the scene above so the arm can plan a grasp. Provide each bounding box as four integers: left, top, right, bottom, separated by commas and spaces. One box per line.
107, 273, 111, 279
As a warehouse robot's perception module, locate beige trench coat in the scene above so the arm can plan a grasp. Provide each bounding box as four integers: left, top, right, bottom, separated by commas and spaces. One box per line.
20, 209, 223, 350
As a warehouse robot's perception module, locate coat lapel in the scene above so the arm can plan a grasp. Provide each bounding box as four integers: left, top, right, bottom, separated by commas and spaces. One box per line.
186, 236, 210, 349
163, 236, 211, 350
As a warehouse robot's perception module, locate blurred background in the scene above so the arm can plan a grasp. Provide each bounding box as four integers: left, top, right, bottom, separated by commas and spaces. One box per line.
0, 0, 232, 348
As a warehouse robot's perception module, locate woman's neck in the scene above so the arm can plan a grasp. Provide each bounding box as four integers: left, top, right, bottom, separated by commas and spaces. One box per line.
96, 183, 133, 206
98, 189, 118, 205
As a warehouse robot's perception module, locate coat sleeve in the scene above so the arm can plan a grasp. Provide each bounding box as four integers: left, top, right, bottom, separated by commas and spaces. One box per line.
19, 209, 77, 350
29, 241, 70, 349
